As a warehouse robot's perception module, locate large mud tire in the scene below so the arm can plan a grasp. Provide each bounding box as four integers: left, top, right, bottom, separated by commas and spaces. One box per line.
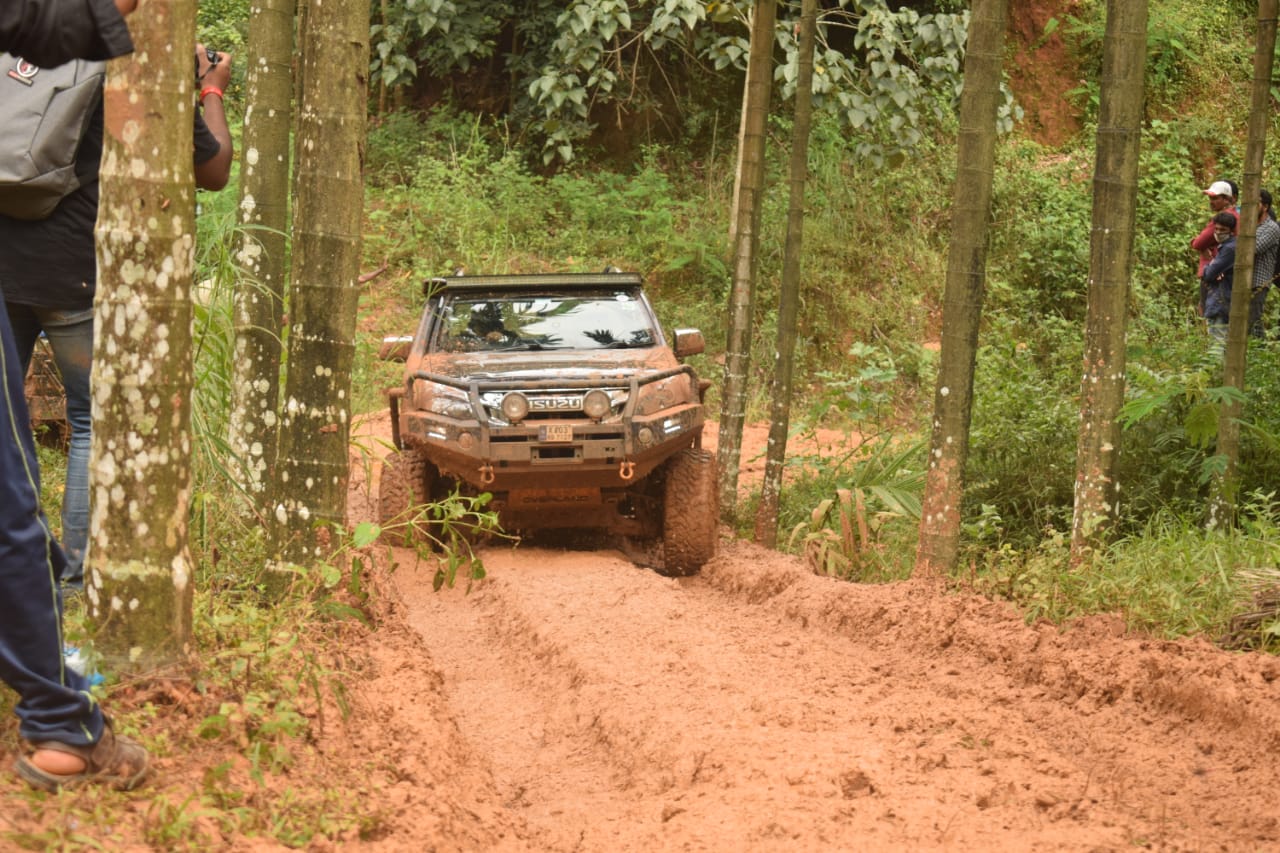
379, 448, 433, 546
660, 448, 718, 576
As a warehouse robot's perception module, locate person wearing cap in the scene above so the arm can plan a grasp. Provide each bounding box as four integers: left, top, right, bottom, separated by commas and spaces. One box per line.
1248, 188, 1280, 339
1192, 180, 1239, 316
1202, 209, 1240, 341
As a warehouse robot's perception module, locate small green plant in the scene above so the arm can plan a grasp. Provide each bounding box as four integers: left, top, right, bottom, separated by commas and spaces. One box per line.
373, 490, 508, 592
785, 437, 925, 582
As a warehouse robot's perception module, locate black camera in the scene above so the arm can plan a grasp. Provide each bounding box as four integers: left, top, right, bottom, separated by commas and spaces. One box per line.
195, 47, 219, 83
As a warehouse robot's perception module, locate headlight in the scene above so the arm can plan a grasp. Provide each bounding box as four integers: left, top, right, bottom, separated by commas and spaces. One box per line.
421, 383, 474, 420
501, 392, 530, 423
634, 374, 692, 416
582, 389, 612, 420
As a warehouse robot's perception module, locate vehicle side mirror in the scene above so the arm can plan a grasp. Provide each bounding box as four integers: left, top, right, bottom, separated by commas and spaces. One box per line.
673, 328, 705, 358
379, 335, 412, 362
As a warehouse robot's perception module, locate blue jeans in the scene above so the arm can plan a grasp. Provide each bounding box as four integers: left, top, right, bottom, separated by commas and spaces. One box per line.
6, 303, 92, 586
0, 299, 103, 746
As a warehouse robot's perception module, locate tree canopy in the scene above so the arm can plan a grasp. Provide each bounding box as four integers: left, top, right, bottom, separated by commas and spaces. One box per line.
370, 0, 1016, 164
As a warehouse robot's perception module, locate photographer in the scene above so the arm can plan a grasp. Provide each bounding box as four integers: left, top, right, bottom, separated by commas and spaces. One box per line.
195, 43, 234, 189
0, 44, 235, 591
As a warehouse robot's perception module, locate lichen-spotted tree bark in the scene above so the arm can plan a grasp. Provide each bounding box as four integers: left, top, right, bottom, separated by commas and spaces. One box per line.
913, 0, 1008, 578
229, 0, 295, 509
89, 0, 198, 670
1069, 0, 1148, 559
270, 0, 369, 565
717, 0, 775, 519
1208, 0, 1277, 528
754, 0, 816, 547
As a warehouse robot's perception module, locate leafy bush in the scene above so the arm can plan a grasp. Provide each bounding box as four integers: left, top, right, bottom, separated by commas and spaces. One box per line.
962, 316, 1080, 549
1063, 0, 1254, 117
371, 0, 983, 165
988, 141, 1093, 322
968, 498, 1280, 645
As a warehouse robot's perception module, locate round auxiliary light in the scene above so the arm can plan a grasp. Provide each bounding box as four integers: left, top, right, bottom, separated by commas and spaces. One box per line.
637, 427, 655, 447
582, 389, 612, 420
501, 392, 530, 423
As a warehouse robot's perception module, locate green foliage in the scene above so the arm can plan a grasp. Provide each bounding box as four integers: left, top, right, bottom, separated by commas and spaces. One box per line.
371, 489, 504, 592
364, 113, 729, 282
784, 437, 925, 582
968, 498, 1280, 644
988, 143, 1093, 321
197, 0, 249, 55
962, 317, 1080, 549
1062, 0, 1254, 117
370, 0, 989, 165
191, 210, 249, 502
371, 0, 513, 87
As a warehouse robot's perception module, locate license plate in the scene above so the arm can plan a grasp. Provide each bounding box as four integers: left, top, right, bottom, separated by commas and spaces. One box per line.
509, 487, 600, 507
539, 424, 574, 442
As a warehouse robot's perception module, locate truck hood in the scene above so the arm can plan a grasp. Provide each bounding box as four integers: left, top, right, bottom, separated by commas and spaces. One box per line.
419, 349, 678, 382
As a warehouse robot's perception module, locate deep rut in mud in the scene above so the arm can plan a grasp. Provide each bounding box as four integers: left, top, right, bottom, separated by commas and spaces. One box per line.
382, 537, 1280, 852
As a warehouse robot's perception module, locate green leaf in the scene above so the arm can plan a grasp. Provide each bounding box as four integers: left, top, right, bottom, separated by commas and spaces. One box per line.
320, 562, 342, 589
352, 521, 379, 549
1184, 402, 1220, 449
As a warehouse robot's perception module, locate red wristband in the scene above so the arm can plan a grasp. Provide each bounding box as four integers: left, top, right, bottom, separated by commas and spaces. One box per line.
199, 85, 224, 103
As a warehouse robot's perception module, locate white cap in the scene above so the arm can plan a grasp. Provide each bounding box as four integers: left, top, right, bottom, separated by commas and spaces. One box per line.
1204, 180, 1234, 198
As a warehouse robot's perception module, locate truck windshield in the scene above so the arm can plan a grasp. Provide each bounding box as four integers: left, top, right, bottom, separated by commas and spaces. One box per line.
437, 290, 659, 352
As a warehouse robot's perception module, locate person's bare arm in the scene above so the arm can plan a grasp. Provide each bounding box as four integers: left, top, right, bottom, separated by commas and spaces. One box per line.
194, 45, 233, 191
114, 0, 137, 14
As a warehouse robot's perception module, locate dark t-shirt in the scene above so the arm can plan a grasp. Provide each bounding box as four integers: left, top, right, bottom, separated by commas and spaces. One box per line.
0, 104, 222, 311
0, 0, 134, 67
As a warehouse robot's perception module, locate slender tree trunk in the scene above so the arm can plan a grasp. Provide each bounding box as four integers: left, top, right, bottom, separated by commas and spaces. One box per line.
229, 0, 294, 511
727, 6, 754, 252
270, 0, 369, 565
754, 0, 816, 547
913, 0, 1008, 577
89, 0, 197, 671
1069, 0, 1148, 558
1208, 0, 1277, 528
717, 0, 775, 519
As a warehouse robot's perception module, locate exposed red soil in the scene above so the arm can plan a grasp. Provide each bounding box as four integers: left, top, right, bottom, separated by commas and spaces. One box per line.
1006, 0, 1084, 148
4, 417, 1280, 851
339, 416, 1280, 852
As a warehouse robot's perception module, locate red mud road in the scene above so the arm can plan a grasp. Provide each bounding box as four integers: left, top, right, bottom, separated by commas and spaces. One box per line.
343, 419, 1280, 851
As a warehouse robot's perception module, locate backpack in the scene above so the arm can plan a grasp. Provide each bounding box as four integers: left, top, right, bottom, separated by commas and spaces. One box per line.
0, 53, 105, 220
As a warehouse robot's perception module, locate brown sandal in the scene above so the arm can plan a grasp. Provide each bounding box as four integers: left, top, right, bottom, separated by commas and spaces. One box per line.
16, 718, 151, 792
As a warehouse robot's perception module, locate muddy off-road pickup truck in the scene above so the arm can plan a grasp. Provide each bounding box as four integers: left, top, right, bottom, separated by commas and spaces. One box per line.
378, 270, 718, 575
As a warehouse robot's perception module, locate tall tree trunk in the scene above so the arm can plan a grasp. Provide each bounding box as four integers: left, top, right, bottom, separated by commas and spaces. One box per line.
913, 0, 1009, 577
229, 0, 295, 510
726, 6, 754, 253
1208, 0, 1277, 528
270, 0, 369, 565
717, 0, 775, 518
89, 0, 197, 671
754, 0, 816, 547
1069, 0, 1148, 558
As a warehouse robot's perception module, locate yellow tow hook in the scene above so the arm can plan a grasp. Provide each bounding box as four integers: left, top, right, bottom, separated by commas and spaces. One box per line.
479, 463, 496, 485
619, 460, 636, 481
